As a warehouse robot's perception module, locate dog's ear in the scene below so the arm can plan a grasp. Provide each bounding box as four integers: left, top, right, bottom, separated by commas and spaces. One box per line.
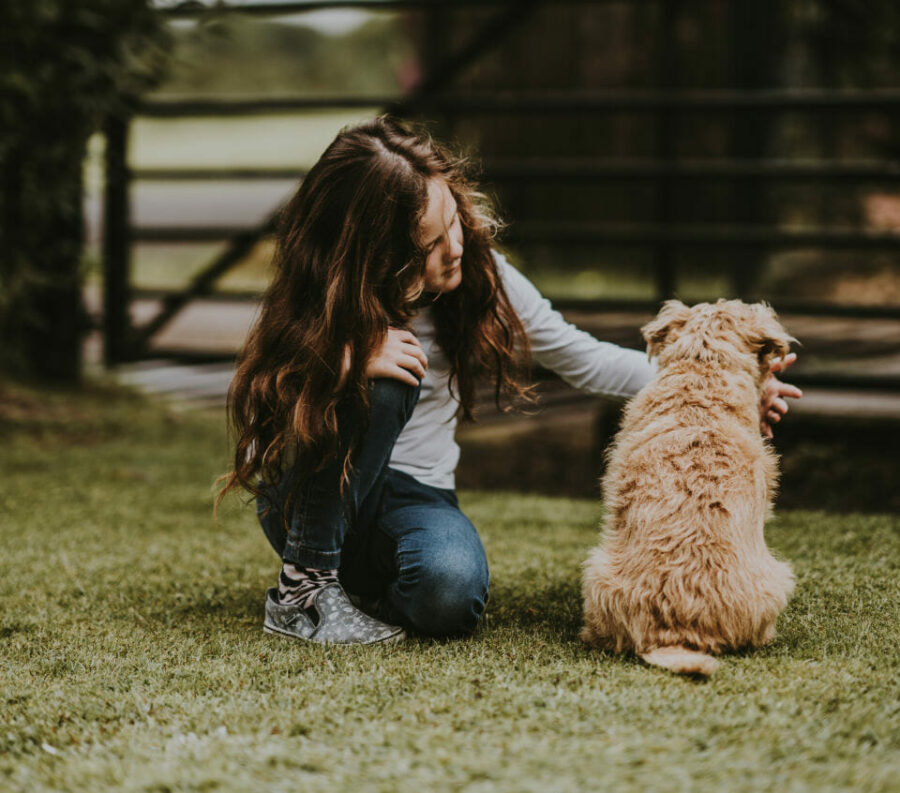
747, 303, 795, 368
642, 300, 691, 358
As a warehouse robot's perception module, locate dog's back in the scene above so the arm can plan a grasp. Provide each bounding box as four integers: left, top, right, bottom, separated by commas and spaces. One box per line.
581, 300, 795, 675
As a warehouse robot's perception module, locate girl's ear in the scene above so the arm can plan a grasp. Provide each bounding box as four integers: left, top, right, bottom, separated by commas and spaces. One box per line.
641, 300, 691, 358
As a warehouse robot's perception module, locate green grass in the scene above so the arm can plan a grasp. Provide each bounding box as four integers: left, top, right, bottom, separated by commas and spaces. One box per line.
1, 381, 898, 792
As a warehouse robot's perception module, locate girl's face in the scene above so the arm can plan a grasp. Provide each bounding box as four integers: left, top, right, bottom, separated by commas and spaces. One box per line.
419, 178, 464, 294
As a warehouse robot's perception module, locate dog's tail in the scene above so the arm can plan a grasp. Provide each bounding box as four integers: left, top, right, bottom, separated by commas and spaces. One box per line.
639, 646, 719, 677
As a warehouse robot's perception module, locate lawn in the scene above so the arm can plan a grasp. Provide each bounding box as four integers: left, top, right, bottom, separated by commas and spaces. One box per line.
1, 381, 898, 793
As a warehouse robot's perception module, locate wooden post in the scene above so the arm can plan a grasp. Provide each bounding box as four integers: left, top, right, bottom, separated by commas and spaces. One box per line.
102, 114, 133, 365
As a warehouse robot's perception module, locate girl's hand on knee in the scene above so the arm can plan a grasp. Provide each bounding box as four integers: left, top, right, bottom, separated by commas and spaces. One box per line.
366, 327, 428, 386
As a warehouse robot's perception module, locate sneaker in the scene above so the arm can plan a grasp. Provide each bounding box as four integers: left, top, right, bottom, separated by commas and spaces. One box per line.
263, 583, 405, 644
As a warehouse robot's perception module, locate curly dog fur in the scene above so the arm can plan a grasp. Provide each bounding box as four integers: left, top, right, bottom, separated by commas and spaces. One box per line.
580, 299, 796, 676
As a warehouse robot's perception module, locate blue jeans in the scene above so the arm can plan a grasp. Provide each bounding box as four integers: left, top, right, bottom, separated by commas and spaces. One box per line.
256, 379, 490, 637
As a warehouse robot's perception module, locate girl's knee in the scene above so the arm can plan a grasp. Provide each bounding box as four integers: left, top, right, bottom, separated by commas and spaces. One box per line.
369, 378, 421, 423
395, 549, 490, 637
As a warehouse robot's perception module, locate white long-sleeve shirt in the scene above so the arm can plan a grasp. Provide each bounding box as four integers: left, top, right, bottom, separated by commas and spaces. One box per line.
388, 251, 656, 489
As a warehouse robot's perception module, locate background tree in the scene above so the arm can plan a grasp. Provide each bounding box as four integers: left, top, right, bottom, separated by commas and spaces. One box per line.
0, 0, 168, 381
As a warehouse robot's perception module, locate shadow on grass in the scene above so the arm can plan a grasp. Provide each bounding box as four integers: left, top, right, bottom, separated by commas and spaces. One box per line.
0, 621, 37, 639
122, 582, 266, 633
487, 576, 584, 639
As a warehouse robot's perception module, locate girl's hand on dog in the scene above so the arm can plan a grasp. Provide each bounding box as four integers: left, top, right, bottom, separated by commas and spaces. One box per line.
366, 327, 428, 386
760, 353, 803, 438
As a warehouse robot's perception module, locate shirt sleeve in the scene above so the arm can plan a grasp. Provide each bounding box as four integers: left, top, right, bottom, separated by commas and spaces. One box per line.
495, 251, 657, 399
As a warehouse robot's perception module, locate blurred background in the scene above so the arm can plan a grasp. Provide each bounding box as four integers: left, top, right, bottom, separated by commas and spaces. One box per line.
8, 0, 900, 509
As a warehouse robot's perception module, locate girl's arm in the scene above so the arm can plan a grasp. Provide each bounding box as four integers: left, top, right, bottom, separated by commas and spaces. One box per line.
494, 251, 655, 400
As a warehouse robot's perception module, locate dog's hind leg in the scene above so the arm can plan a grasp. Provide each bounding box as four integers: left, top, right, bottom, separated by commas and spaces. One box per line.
639, 646, 719, 677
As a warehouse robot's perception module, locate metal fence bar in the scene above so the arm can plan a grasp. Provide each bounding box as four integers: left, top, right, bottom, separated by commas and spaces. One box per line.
506, 223, 900, 248
449, 89, 900, 111
139, 89, 900, 117
129, 289, 900, 320
130, 344, 900, 391
131, 159, 900, 182
133, 167, 308, 180
132, 223, 900, 248
102, 115, 134, 364
160, 0, 641, 16
652, 0, 680, 300
548, 297, 900, 320
132, 216, 281, 350
140, 97, 391, 116
482, 159, 900, 181
728, 0, 778, 299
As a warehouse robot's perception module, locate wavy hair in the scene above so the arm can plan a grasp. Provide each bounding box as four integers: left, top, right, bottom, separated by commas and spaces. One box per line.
219, 116, 532, 506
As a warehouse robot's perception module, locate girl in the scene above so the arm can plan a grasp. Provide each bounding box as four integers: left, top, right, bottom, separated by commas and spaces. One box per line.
220, 116, 800, 644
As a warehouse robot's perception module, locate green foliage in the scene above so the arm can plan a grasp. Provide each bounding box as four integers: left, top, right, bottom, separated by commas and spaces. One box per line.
1, 381, 899, 792
0, 1, 169, 380
157, 14, 412, 97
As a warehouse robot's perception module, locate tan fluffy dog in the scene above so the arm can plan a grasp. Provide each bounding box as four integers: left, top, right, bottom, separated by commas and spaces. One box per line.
580, 299, 796, 676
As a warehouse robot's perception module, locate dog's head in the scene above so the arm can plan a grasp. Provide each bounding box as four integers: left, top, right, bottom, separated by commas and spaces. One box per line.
642, 299, 795, 382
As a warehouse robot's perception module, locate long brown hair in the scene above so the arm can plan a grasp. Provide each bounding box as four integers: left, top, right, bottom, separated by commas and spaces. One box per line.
220, 116, 531, 504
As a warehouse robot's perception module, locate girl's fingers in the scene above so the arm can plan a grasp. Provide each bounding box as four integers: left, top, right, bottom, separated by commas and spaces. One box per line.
780, 383, 803, 400
403, 343, 428, 369
385, 328, 420, 354
394, 329, 421, 348
403, 355, 426, 380
767, 409, 781, 423
392, 366, 421, 387
769, 352, 797, 373
368, 326, 423, 380
772, 397, 789, 414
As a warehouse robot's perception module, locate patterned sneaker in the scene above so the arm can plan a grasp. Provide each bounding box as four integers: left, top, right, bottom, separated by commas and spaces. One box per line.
263, 583, 405, 644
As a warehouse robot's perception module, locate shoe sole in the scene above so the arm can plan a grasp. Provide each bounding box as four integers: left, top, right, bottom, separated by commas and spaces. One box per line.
263, 622, 406, 645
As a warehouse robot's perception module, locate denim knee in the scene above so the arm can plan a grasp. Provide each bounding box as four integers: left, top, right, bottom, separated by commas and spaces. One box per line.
369, 377, 420, 425
394, 544, 490, 637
